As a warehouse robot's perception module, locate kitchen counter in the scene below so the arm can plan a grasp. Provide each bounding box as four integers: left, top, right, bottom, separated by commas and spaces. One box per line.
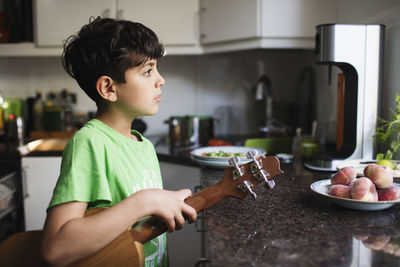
0, 137, 200, 166
202, 161, 400, 267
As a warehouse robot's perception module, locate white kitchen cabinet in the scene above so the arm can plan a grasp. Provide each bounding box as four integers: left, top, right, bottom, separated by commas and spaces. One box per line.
21, 156, 62, 230
201, 0, 337, 51
32, 0, 202, 54
159, 162, 203, 267
34, 0, 115, 47
117, 0, 200, 47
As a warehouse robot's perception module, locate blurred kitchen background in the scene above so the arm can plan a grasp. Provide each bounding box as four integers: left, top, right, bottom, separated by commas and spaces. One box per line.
0, 1, 398, 147
0, 0, 400, 265
0, 1, 397, 143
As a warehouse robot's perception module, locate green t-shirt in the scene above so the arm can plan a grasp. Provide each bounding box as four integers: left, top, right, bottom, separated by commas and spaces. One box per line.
48, 119, 168, 267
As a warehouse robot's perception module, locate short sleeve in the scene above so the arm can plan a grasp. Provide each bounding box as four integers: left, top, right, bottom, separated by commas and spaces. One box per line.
48, 133, 112, 210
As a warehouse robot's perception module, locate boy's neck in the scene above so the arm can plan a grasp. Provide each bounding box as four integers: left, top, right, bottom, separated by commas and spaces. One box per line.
95, 110, 139, 141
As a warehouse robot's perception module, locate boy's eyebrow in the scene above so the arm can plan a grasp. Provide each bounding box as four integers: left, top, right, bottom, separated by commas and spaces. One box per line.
141, 61, 155, 68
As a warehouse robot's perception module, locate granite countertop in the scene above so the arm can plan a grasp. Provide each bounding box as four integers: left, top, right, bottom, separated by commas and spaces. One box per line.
202, 161, 400, 267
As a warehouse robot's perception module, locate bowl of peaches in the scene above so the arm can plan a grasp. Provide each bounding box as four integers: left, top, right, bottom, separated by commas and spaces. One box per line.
310, 164, 400, 210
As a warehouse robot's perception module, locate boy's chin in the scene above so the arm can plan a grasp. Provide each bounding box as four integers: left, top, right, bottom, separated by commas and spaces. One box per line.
139, 107, 159, 117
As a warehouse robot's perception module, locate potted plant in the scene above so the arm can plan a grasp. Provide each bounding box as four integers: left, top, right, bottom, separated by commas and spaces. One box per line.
374, 92, 400, 169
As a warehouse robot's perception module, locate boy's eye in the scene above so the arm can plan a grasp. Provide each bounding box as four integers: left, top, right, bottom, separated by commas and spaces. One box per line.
144, 69, 152, 76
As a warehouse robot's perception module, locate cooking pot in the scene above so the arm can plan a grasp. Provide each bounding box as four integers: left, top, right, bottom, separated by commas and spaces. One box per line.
164, 115, 214, 150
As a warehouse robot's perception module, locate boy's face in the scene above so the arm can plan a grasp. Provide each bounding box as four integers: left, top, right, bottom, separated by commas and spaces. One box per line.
115, 58, 165, 117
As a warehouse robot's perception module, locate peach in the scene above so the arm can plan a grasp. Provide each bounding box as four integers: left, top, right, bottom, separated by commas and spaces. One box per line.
364, 164, 393, 189
331, 166, 357, 185
351, 177, 378, 201
328, 184, 352, 198
362, 236, 390, 250
377, 185, 400, 201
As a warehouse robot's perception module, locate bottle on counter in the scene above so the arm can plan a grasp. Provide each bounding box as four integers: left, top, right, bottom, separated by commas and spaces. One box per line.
33, 90, 44, 131
0, 91, 5, 139
43, 90, 63, 131
59, 89, 74, 132
292, 127, 302, 161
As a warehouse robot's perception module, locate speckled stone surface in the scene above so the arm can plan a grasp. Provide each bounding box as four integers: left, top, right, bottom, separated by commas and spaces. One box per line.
202, 161, 400, 267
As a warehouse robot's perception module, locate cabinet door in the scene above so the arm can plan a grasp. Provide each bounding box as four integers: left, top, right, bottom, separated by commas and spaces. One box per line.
22, 157, 62, 230
159, 162, 202, 267
117, 0, 199, 45
260, 0, 336, 38
34, 0, 115, 47
200, 0, 260, 44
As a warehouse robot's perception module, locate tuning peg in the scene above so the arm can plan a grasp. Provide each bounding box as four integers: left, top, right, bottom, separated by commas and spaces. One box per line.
237, 180, 257, 199
246, 150, 262, 172
229, 156, 244, 179
265, 179, 275, 189
253, 169, 275, 189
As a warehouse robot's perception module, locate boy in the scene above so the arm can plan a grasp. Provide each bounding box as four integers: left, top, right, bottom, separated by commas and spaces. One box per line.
41, 17, 197, 267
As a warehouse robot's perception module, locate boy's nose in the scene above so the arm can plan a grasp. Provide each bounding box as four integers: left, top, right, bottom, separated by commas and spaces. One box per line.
157, 73, 165, 88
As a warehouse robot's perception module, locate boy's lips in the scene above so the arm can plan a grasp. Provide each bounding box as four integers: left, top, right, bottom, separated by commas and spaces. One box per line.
154, 95, 162, 102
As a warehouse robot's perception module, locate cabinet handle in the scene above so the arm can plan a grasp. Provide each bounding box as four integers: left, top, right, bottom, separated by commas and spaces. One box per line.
21, 166, 29, 199
117, 9, 124, 19
199, 6, 206, 41
194, 185, 203, 193
194, 257, 210, 267
195, 211, 207, 232
102, 8, 111, 18
195, 11, 200, 41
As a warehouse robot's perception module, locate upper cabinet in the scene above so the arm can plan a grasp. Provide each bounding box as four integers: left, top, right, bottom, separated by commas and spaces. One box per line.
117, 0, 200, 48
200, 0, 337, 52
32, 0, 201, 55
34, 0, 115, 47
1, 0, 337, 57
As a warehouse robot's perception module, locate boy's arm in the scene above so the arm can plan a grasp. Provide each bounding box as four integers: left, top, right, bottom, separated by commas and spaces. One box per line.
41, 188, 197, 267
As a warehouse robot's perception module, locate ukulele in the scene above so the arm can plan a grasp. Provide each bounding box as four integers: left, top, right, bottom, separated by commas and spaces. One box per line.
0, 152, 283, 267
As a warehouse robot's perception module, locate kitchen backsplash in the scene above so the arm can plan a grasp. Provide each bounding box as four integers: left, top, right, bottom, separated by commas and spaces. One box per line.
0, 49, 320, 136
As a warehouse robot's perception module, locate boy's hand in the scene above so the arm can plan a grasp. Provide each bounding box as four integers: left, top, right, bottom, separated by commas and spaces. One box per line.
135, 189, 197, 232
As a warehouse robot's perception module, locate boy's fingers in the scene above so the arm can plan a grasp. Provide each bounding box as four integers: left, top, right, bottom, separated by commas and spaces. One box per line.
167, 217, 175, 233
175, 213, 185, 230
182, 205, 197, 223
177, 189, 192, 200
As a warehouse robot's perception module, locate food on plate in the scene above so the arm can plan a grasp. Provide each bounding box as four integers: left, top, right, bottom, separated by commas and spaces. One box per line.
331, 166, 357, 185
350, 177, 378, 201
201, 150, 244, 157
376, 159, 395, 170
364, 164, 393, 189
360, 236, 391, 250
207, 139, 233, 146
328, 184, 352, 198
327, 164, 399, 202
377, 185, 400, 201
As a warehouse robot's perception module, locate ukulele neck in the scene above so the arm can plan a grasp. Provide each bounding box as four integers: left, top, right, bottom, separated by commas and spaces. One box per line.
130, 182, 225, 244
130, 155, 282, 244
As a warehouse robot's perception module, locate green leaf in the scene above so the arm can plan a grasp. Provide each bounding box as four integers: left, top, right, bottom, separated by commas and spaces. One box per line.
385, 150, 393, 160
376, 153, 384, 161
391, 140, 399, 149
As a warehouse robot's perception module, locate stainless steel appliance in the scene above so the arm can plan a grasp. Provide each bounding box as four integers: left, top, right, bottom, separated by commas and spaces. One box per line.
307, 24, 385, 171
164, 115, 214, 151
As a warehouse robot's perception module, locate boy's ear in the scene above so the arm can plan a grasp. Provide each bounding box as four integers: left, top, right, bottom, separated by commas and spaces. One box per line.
96, 76, 118, 102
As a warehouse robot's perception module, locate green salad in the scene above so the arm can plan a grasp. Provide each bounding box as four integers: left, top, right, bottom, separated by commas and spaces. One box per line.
202, 151, 244, 157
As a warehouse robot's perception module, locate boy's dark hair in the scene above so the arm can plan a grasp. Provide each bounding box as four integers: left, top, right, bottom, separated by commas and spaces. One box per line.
62, 17, 164, 104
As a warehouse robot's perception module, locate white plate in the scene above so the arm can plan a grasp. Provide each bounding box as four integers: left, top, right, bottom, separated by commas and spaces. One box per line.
190, 156, 236, 168
190, 146, 265, 162
310, 179, 400, 211
336, 159, 400, 178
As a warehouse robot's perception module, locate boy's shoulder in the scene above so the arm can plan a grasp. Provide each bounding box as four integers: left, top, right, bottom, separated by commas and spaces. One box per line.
66, 119, 107, 148
67, 119, 154, 150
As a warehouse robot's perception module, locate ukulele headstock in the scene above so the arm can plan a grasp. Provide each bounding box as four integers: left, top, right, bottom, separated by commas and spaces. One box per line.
220, 151, 283, 200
